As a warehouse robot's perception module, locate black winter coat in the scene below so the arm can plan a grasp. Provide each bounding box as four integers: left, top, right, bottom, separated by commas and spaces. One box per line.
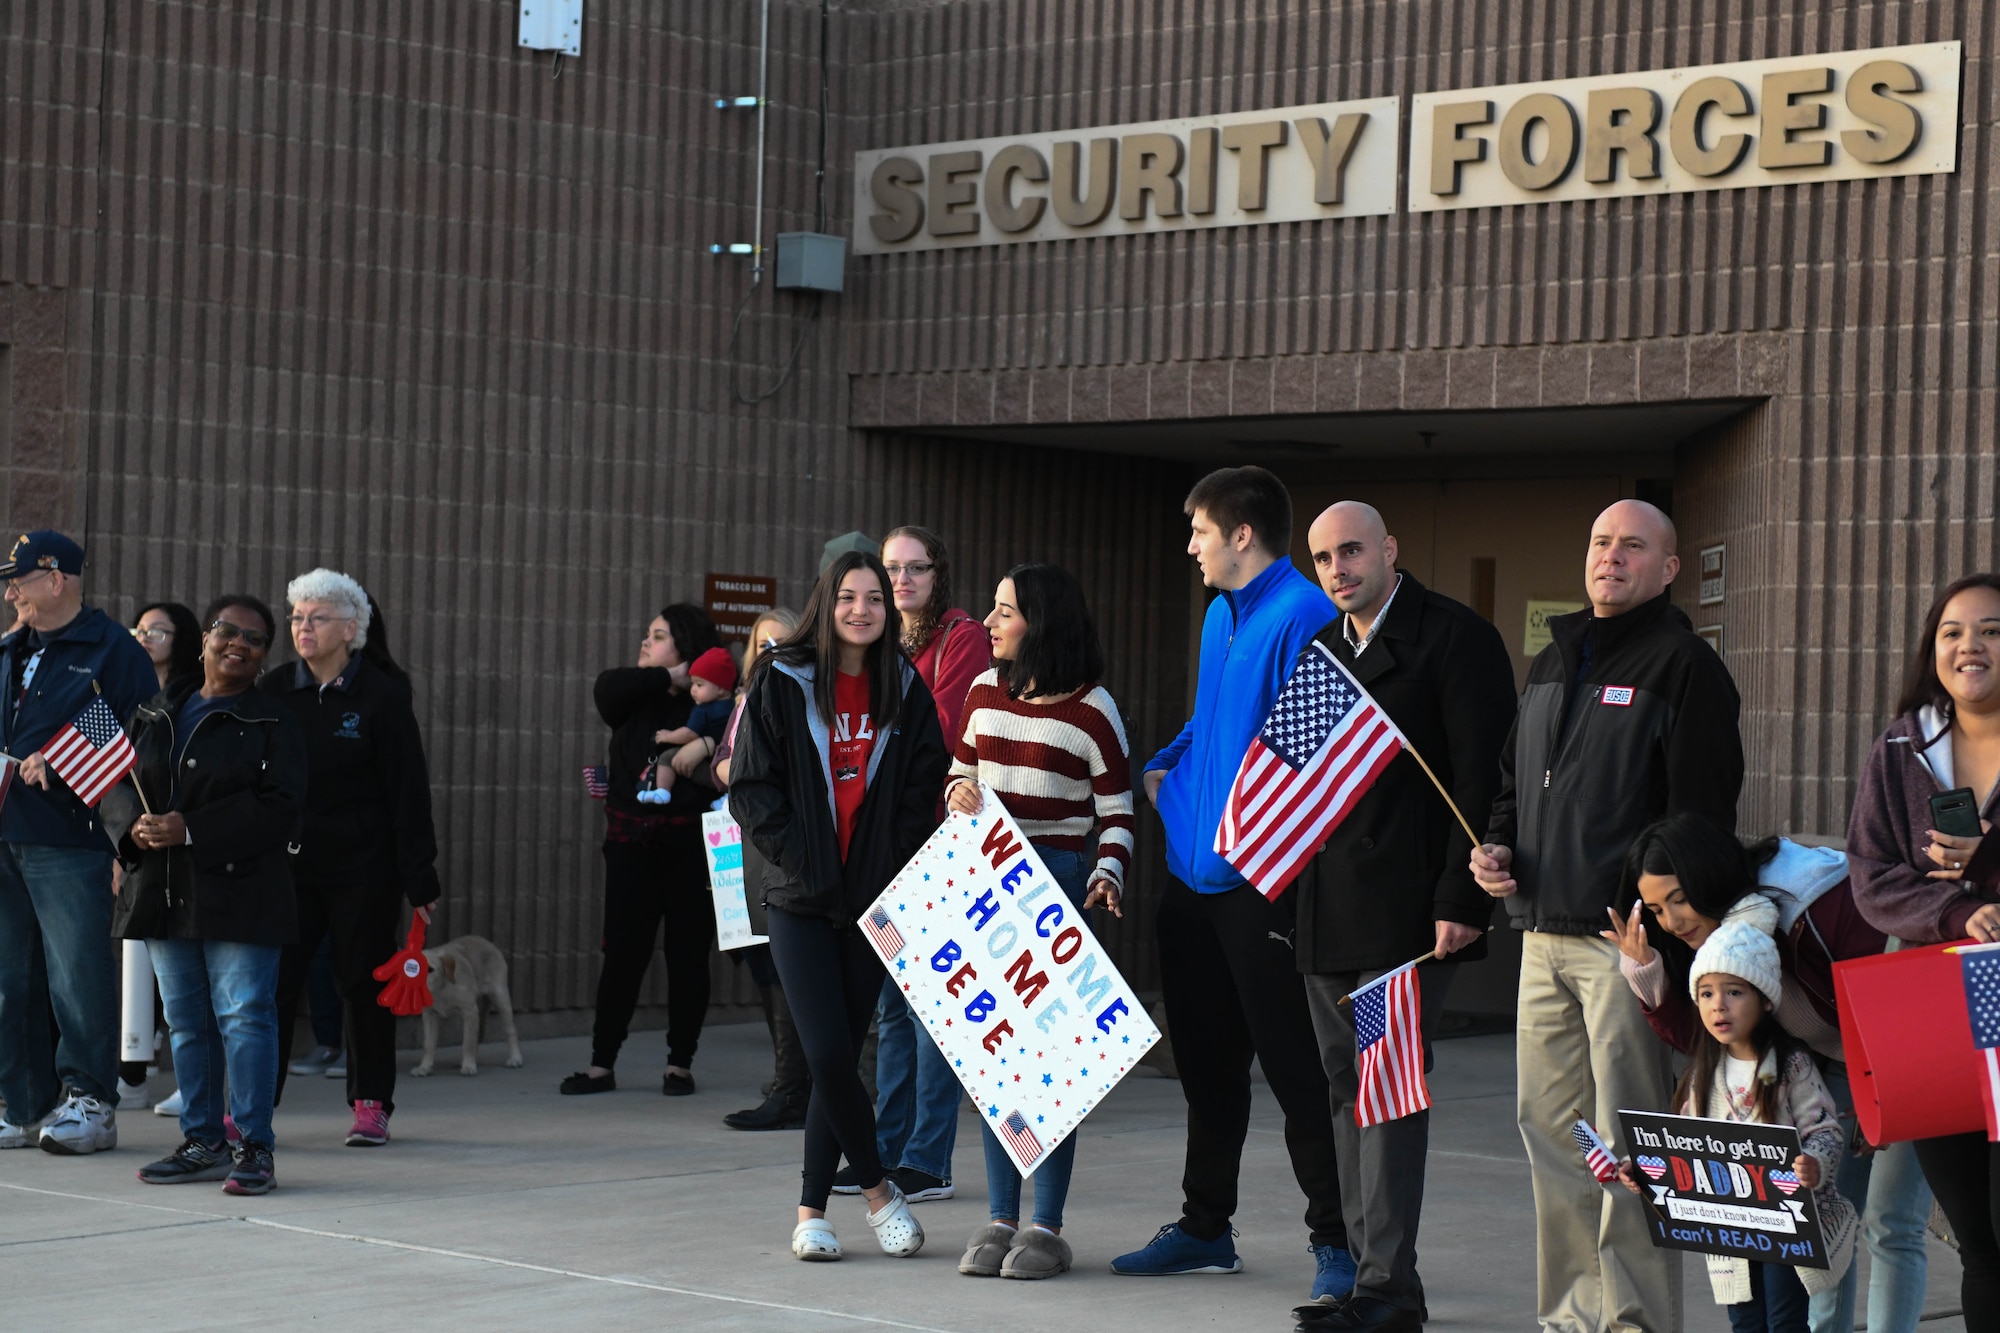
258, 655, 441, 906
594, 666, 716, 828
1293, 576, 1518, 973
727, 658, 948, 927
1485, 592, 1744, 934
112, 682, 307, 946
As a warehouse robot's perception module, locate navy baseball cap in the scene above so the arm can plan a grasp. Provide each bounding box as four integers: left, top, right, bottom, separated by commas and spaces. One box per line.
0, 530, 84, 580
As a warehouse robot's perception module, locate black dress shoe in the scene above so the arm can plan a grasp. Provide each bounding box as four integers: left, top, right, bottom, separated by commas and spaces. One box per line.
1293, 1296, 1421, 1333
662, 1071, 696, 1096
723, 1090, 807, 1130
559, 1069, 616, 1095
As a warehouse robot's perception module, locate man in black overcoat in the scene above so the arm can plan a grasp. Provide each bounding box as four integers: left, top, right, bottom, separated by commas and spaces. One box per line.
1291, 502, 1518, 1333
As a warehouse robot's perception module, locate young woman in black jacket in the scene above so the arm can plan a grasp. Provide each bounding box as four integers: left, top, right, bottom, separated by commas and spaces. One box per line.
115, 595, 306, 1196
728, 551, 949, 1262
562, 602, 725, 1098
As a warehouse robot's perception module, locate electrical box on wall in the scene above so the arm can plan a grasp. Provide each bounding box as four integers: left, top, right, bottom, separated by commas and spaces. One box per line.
775, 232, 846, 293
520, 0, 581, 56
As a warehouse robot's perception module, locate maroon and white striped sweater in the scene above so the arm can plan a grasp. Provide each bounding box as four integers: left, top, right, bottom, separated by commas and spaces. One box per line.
947, 669, 1135, 886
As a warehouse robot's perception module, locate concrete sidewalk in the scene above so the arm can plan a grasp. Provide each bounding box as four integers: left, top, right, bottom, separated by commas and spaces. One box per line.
0, 1023, 1967, 1331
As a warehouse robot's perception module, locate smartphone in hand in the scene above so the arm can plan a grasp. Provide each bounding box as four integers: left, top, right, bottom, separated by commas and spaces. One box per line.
1932, 787, 1985, 839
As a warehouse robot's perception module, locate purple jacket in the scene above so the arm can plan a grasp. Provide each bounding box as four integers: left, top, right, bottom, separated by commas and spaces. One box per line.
1848, 711, 2000, 944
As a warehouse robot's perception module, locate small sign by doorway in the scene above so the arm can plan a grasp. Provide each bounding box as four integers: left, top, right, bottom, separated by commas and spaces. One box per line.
1697, 624, 1724, 656
1699, 544, 1725, 606
704, 573, 778, 642
1523, 599, 1587, 658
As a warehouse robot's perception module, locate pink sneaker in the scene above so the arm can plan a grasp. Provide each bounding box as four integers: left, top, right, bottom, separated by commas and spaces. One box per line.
345, 1099, 389, 1147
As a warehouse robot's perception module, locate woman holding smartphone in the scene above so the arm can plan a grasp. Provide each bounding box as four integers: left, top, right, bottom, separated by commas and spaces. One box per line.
727, 552, 949, 1261
1849, 572, 2000, 1324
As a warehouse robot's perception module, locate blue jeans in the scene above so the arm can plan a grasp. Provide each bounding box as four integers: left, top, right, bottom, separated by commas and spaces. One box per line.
1813, 1061, 1931, 1333
874, 970, 962, 1179
981, 844, 1090, 1229
0, 843, 118, 1120
151, 938, 282, 1149
1728, 1260, 1810, 1333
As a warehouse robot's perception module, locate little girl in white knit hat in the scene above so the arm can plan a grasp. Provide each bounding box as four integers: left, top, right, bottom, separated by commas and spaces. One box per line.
1618, 915, 1856, 1332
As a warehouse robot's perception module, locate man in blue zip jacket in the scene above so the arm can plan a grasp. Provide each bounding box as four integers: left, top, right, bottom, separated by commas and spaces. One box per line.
1111, 467, 1353, 1304
0, 531, 159, 1154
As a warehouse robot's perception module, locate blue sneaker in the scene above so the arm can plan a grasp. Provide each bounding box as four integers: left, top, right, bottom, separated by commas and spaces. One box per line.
1109, 1223, 1242, 1275
1310, 1243, 1357, 1303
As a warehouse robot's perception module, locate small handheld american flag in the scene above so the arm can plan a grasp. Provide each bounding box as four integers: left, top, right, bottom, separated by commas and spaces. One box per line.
862, 904, 905, 958
1352, 961, 1430, 1126
1572, 1118, 1620, 1184
42, 695, 138, 809
999, 1109, 1044, 1166
1215, 642, 1406, 900
581, 765, 609, 800
1960, 943, 2000, 1140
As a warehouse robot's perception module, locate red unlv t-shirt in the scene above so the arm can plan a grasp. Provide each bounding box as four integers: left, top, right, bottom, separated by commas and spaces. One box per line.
831, 670, 876, 860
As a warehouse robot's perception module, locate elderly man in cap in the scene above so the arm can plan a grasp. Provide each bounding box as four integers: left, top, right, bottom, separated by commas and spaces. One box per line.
0, 530, 158, 1154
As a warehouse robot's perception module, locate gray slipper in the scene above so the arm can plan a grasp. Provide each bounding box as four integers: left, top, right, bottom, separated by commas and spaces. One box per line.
1000, 1225, 1073, 1279
959, 1222, 1016, 1276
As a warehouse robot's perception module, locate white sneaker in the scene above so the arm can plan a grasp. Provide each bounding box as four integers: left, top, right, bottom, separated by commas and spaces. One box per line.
38, 1091, 117, 1155
152, 1088, 185, 1118
117, 1077, 151, 1111
0, 1106, 56, 1149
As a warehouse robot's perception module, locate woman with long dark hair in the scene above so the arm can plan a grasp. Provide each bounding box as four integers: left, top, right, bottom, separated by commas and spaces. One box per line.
728, 551, 948, 1261
131, 602, 202, 693
1849, 573, 2000, 1326
563, 602, 725, 1097
945, 562, 1132, 1280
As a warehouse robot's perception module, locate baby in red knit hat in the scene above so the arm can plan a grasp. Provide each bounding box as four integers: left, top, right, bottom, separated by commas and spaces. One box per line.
639, 646, 739, 801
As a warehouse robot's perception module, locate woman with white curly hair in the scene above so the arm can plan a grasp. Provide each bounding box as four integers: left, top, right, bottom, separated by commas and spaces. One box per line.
263, 567, 442, 1149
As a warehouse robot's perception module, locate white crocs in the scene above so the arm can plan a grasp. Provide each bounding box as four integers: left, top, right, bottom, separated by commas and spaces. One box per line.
866, 1180, 925, 1257
792, 1217, 843, 1261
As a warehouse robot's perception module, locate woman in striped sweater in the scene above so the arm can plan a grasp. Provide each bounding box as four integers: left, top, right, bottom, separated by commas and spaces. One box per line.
947, 562, 1134, 1281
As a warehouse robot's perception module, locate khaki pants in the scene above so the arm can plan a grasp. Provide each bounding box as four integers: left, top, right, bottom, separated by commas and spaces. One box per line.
1516, 931, 1682, 1333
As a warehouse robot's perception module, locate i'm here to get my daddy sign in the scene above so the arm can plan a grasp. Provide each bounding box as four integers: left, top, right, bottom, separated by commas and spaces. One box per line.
1617, 1109, 1829, 1270
860, 787, 1161, 1177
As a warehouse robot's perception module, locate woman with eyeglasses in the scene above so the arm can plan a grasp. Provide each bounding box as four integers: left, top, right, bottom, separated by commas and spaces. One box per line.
131, 602, 202, 694
115, 595, 306, 1195
262, 568, 442, 1149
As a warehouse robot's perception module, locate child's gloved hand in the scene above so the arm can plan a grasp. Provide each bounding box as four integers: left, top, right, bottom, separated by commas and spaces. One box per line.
1793, 1154, 1821, 1190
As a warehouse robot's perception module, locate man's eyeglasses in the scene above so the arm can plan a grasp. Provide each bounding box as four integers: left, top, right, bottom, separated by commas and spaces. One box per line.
209, 621, 272, 650
131, 627, 175, 644
288, 613, 351, 632
3, 570, 55, 595
883, 562, 935, 578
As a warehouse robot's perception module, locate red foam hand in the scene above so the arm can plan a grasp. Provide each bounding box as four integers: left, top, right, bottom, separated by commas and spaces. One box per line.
373, 914, 433, 1016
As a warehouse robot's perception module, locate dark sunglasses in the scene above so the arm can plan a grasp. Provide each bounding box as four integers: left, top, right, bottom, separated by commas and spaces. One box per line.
208, 620, 272, 650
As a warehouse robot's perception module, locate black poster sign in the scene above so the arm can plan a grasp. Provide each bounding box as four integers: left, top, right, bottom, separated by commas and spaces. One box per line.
1617, 1109, 1829, 1270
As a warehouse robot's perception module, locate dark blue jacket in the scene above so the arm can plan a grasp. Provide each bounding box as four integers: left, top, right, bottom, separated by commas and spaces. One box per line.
1146, 559, 1333, 894
0, 605, 158, 849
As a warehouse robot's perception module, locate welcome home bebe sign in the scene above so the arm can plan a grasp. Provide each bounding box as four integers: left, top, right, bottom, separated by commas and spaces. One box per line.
700, 811, 767, 951
1617, 1110, 1830, 1270
862, 786, 1161, 1176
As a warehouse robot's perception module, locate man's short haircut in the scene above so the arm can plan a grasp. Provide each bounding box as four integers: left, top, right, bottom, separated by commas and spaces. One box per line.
1185, 465, 1293, 556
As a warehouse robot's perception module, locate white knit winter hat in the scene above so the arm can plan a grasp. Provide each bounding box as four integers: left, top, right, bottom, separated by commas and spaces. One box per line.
1688, 915, 1782, 1009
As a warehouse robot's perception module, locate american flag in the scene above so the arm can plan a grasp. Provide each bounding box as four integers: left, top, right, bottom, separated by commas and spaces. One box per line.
581, 765, 609, 800
1352, 962, 1430, 1127
999, 1109, 1043, 1166
41, 696, 137, 809
1573, 1118, 1620, 1184
862, 905, 905, 958
1215, 641, 1406, 900
1960, 944, 2000, 1140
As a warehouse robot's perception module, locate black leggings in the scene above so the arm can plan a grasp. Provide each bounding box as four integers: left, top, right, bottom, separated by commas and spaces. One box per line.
765, 907, 885, 1210
1916, 1132, 2000, 1329
591, 830, 713, 1071
274, 880, 403, 1113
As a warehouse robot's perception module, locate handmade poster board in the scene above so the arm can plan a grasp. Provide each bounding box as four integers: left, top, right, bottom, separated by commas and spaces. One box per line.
1618, 1109, 1829, 1270
860, 789, 1160, 1176
700, 810, 767, 950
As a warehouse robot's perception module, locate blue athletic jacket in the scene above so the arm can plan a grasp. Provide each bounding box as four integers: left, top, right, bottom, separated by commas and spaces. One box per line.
1146, 559, 1334, 893
0, 604, 159, 849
